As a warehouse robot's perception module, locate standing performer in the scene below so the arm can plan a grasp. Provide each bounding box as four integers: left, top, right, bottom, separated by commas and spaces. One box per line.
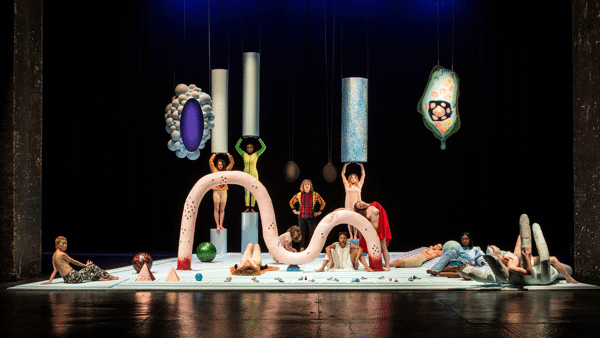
342, 163, 365, 240
289, 179, 326, 251
235, 136, 266, 213
354, 201, 393, 271
209, 153, 234, 230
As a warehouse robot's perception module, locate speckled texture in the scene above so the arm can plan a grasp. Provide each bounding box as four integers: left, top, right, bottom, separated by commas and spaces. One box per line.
573, 0, 600, 284
341, 78, 368, 163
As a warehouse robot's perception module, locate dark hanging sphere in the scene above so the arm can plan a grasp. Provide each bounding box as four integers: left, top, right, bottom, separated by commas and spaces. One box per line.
322, 163, 338, 183
284, 161, 300, 183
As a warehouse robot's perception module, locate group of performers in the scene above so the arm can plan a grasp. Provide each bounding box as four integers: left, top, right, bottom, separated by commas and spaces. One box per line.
42, 143, 577, 285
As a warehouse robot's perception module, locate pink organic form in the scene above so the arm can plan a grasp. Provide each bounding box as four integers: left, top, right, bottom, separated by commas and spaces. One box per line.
177, 171, 382, 269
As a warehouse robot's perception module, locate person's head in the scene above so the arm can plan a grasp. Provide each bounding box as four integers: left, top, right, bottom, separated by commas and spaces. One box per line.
461, 232, 474, 249
354, 201, 369, 218
288, 225, 302, 242
432, 243, 443, 251
338, 232, 348, 245
55, 236, 67, 250
246, 143, 254, 154
348, 173, 359, 186
216, 158, 226, 171
300, 179, 313, 193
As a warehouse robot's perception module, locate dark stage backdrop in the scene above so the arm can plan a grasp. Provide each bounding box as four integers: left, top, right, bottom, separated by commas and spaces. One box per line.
42, 1, 572, 256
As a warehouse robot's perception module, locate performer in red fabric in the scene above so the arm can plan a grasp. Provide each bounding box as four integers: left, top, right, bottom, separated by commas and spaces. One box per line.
355, 201, 392, 271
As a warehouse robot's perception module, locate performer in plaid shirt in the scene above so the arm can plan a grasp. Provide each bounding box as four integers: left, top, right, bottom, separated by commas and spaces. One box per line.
289, 179, 326, 250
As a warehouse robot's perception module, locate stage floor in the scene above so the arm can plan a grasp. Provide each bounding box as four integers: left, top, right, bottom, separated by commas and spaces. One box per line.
10, 249, 598, 291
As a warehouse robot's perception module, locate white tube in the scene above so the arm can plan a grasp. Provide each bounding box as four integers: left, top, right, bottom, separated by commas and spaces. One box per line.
211, 69, 229, 153
242, 52, 260, 137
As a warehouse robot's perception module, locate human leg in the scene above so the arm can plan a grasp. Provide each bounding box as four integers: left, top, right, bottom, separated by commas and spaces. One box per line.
549, 256, 578, 283
244, 189, 251, 212
298, 217, 307, 250
428, 249, 459, 275
251, 243, 262, 266
242, 243, 254, 260
392, 253, 426, 268
381, 239, 390, 271
315, 258, 330, 272
218, 201, 226, 230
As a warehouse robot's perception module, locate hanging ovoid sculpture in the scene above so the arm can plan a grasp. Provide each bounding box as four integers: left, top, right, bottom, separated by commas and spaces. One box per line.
165, 84, 214, 160
417, 65, 460, 150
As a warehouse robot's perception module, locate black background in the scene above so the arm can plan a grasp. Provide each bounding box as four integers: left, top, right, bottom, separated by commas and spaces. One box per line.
41, 0, 572, 255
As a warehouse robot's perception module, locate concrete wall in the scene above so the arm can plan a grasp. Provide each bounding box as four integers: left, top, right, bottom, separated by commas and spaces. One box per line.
573, 0, 600, 284
0, 0, 43, 282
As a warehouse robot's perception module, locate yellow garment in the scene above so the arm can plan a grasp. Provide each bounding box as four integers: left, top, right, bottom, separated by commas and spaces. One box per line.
209, 154, 234, 190
235, 138, 266, 207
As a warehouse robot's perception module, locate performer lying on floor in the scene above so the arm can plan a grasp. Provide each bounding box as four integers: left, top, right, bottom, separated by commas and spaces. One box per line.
427, 232, 485, 276
232, 243, 272, 276
42, 236, 118, 284
389, 244, 443, 268
315, 232, 373, 272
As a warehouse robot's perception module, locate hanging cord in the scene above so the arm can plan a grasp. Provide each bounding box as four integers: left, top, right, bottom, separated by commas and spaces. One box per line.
208, 0, 211, 92
330, 1, 336, 164
452, 0, 455, 71
436, 0, 440, 65
324, 0, 331, 163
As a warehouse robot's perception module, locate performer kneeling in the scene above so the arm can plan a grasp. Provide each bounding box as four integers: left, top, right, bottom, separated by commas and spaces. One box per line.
42, 236, 118, 285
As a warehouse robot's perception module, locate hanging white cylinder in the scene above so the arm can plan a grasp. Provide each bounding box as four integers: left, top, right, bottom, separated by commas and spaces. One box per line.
341, 77, 368, 163
242, 52, 260, 137
211, 69, 229, 153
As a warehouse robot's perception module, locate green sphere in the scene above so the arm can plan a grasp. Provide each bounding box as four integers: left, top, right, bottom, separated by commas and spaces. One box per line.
196, 242, 217, 262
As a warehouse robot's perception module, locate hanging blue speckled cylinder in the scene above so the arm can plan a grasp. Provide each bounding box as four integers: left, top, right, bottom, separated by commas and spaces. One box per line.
341, 77, 368, 163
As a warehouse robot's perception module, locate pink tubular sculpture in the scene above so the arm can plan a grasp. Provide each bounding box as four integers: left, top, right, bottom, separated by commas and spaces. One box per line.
176, 171, 382, 269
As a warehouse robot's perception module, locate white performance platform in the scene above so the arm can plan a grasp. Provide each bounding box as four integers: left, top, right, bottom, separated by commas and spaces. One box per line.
10, 249, 599, 291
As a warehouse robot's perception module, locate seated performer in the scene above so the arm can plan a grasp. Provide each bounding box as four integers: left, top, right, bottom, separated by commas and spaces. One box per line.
42, 236, 118, 284
315, 232, 373, 272
272, 225, 302, 264
427, 232, 485, 276
354, 201, 392, 271
390, 244, 443, 268
232, 243, 269, 276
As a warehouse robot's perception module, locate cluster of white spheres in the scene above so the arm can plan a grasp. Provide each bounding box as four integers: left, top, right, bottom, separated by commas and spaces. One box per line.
164, 84, 214, 160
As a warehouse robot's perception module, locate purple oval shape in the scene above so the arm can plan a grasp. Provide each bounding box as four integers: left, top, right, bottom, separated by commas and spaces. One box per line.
180, 99, 204, 152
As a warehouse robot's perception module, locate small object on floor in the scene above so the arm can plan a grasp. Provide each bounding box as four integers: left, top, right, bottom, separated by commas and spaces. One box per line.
310, 279, 315, 282
132, 252, 153, 273
378, 276, 385, 280
298, 277, 304, 281
352, 278, 360, 282
287, 264, 301, 271
195, 273, 203, 281
135, 263, 155, 282
224, 277, 232, 282
251, 277, 259, 283
394, 279, 398, 282
305, 276, 307, 280
389, 278, 392, 281
165, 267, 181, 282
361, 277, 367, 280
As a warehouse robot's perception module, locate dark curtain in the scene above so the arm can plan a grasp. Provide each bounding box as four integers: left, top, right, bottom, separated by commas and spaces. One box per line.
42, 0, 572, 255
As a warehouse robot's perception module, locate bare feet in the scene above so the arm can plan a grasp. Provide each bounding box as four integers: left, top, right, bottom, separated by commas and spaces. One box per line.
427, 269, 438, 276
243, 208, 250, 213
364, 266, 374, 272
315, 267, 324, 272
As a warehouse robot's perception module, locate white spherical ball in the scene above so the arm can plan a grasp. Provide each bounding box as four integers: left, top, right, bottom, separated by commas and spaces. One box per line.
171, 130, 181, 141
187, 150, 201, 160
175, 84, 189, 95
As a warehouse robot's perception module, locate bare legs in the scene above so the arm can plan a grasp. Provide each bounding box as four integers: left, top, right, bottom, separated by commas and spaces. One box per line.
213, 201, 226, 230
348, 225, 358, 240
315, 247, 373, 272
381, 239, 390, 271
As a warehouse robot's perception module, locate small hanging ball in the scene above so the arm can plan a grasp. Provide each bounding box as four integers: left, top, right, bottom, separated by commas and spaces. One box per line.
322, 163, 338, 183
284, 161, 300, 183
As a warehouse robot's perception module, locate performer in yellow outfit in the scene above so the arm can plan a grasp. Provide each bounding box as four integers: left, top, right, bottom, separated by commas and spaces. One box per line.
209, 153, 234, 230
235, 137, 266, 212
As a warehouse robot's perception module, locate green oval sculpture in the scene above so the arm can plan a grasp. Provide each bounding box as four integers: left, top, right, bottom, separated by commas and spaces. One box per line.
417, 65, 461, 150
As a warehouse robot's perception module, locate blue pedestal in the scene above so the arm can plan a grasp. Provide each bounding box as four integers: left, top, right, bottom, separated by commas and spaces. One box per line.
210, 228, 227, 255
241, 213, 259, 252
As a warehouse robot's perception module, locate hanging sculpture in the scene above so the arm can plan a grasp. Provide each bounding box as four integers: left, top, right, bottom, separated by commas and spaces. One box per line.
417, 65, 460, 150
164, 83, 214, 160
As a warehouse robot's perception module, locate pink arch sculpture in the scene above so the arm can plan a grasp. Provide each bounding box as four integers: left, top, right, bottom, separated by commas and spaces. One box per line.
176, 171, 382, 270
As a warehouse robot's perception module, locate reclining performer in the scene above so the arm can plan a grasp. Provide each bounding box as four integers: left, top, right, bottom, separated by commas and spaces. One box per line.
42, 236, 118, 284
427, 232, 486, 276
390, 244, 443, 268
485, 214, 578, 284
315, 232, 373, 272
232, 243, 269, 276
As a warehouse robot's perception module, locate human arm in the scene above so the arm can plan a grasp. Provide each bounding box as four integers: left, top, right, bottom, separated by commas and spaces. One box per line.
341, 163, 349, 186
314, 192, 326, 215
226, 153, 235, 170
325, 244, 336, 268
520, 246, 533, 275
209, 153, 217, 172
41, 261, 58, 285
283, 240, 296, 252
358, 163, 365, 187
289, 193, 300, 215
234, 138, 244, 156
255, 137, 266, 156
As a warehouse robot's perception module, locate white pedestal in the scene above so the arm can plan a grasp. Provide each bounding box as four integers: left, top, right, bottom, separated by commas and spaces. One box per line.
241, 212, 259, 252
210, 228, 227, 255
